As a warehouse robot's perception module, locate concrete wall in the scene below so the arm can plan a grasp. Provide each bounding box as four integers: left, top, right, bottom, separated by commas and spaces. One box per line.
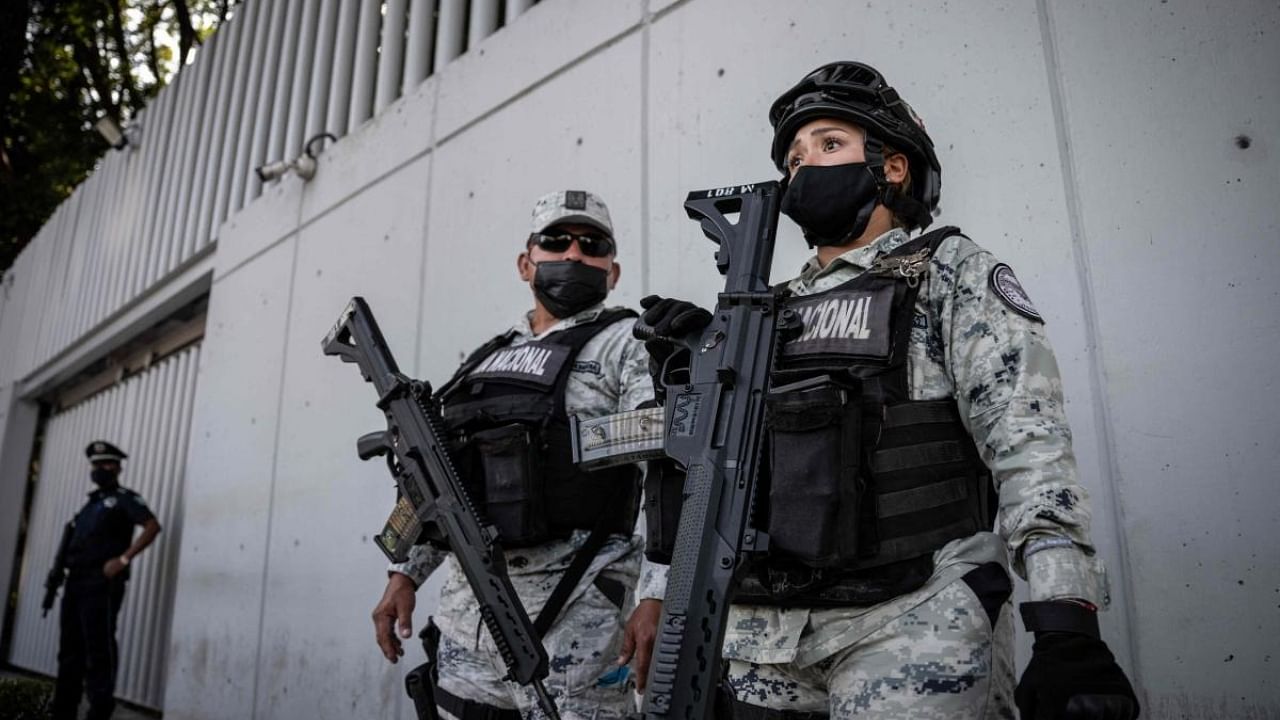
2, 0, 1276, 718
1046, 1, 1280, 715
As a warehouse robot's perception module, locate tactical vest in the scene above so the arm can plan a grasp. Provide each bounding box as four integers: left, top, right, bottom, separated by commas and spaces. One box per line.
737, 227, 996, 607
439, 309, 641, 548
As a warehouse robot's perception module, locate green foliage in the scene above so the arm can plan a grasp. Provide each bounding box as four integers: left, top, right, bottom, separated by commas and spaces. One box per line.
0, 675, 54, 720
0, 0, 238, 274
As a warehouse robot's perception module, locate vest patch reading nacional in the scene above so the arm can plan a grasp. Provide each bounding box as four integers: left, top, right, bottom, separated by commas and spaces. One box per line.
783, 284, 895, 358
468, 341, 571, 386
989, 263, 1043, 322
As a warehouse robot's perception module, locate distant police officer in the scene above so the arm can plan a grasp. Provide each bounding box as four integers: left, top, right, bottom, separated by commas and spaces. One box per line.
51, 441, 162, 720
638, 62, 1139, 719
371, 190, 664, 719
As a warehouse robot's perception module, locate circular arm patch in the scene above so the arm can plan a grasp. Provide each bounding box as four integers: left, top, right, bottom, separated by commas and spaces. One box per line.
989, 263, 1043, 322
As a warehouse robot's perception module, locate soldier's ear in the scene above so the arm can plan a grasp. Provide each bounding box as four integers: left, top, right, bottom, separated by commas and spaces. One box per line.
884, 152, 909, 185
607, 260, 621, 290
517, 252, 535, 282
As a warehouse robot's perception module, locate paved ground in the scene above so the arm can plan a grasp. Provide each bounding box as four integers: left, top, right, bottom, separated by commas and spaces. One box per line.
1, 668, 159, 719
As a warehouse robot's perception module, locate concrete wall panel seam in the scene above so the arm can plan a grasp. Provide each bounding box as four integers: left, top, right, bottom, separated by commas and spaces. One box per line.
247, 235, 301, 720
1035, 0, 1141, 681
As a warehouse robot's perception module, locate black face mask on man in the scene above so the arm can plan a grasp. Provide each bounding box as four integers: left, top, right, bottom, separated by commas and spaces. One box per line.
781, 162, 882, 247
532, 260, 609, 318
90, 468, 119, 489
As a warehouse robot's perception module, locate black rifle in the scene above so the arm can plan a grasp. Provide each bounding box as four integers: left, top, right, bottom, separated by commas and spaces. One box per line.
42, 522, 74, 618
640, 182, 796, 719
322, 298, 559, 719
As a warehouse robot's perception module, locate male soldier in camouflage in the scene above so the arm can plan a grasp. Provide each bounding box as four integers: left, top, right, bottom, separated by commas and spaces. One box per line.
637, 62, 1139, 718
371, 190, 664, 719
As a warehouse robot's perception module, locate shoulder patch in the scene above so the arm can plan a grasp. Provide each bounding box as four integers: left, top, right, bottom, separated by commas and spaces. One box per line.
572, 360, 603, 376
989, 263, 1043, 322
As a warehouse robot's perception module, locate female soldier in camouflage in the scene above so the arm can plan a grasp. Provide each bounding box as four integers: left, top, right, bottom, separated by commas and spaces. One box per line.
638, 62, 1138, 719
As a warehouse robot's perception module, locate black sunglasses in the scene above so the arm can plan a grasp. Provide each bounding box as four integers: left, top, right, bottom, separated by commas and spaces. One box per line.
527, 231, 616, 257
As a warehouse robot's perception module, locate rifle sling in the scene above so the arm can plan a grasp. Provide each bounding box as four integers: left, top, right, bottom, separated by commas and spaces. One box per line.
532, 482, 626, 638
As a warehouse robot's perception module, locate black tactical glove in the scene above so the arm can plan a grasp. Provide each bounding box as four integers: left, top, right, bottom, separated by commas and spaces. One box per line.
1016, 602, 1140, 720
635, 295, 712, 402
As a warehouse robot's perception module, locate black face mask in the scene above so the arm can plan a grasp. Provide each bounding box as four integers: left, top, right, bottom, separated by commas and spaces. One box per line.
532, 261, 609, 318
780, 162, 882, 247
91, 468, 118, 489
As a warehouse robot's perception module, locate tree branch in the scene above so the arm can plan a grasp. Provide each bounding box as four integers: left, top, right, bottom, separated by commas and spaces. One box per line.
104, 0, 139, 112
171, 0, 198, 67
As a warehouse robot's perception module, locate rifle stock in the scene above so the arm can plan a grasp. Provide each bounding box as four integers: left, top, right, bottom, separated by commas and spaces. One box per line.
322, 299, 559, 718
642, 182, 796, 719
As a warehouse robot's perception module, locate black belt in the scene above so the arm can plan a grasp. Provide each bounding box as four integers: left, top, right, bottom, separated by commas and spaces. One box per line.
435, 685, 521, 720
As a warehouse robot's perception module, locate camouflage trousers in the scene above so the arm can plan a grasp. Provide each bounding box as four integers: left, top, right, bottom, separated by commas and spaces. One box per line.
728, 575, 1017, 719
435, 577, 636, 720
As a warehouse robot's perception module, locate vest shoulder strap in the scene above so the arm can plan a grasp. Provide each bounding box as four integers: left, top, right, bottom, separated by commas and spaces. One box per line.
903, 225, 963, 257
437, 330, 517, 399
545, 307, 639, 416
543, 307, 638, 349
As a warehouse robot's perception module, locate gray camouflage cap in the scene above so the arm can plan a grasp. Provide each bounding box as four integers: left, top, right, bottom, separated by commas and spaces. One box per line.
530, 190, 614, 238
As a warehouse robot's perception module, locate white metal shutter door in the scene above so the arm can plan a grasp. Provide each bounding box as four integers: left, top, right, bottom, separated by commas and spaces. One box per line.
7, 344, 200, 710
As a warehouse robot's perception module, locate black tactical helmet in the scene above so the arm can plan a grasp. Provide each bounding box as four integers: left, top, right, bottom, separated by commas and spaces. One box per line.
769, 61, 941, 230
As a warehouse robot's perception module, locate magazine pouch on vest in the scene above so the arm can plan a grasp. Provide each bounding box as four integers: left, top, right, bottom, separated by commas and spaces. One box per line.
471, 423, 548, 546
765, 373, 862, 567
738, 227, 995, 607
441, 309, 640, 547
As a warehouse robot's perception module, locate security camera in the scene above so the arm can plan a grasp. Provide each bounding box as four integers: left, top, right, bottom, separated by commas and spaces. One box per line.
95, 116, 136, 150
252, 132, 336, 183
255, 160, 293, 182
292, 155, 316, 181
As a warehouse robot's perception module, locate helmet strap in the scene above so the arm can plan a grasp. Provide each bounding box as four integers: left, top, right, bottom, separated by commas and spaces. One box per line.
881, 186, 935, 232
863, 132, 887, 183
866, 132, 934, 231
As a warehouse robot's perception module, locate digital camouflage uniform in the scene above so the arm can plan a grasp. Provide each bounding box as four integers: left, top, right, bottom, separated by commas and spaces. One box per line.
391, 303, 663, 720
719, 227, 1109, 718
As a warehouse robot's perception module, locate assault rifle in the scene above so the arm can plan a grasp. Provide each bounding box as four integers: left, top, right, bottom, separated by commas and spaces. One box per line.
322, 298, 559, 719
639, 182, 795, 718
42, 522, 74, 617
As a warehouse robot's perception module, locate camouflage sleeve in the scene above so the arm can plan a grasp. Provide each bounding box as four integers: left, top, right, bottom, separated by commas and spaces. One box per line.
617, 318, 656, 411
935, 239, 1108, 605
638, 556, 669, 601
388, 543, 448, 587
620, 315, 663, 599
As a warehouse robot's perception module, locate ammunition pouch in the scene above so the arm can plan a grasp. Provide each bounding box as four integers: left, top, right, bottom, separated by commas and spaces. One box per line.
448, 419, 639, 548
472, 423, 548, 545
764, 375, 863, 567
